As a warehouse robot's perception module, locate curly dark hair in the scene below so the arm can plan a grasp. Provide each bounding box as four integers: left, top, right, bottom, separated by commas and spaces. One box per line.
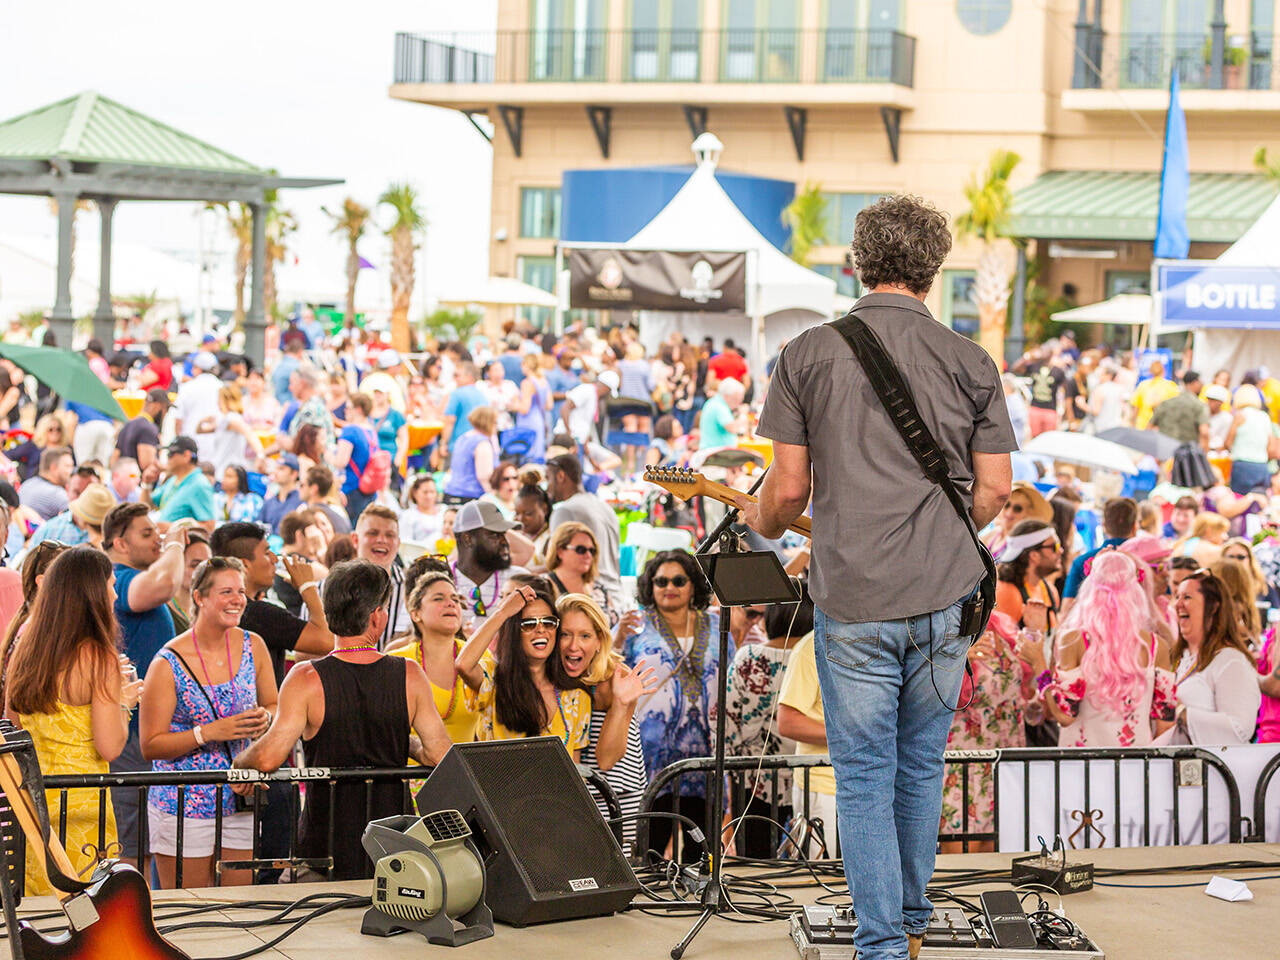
851, 195, 952, 295
636, 550, 712, 611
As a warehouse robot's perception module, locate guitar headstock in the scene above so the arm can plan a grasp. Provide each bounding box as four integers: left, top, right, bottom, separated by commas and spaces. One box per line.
643, 466, 708, 502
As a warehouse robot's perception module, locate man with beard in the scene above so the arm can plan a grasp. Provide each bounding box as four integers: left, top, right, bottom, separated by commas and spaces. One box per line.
352, 504, 413, 648
452, 500, 528, 633
993, 520, 1062, 631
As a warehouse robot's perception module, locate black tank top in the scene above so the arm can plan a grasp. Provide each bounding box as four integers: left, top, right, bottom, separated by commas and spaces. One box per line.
299, 655, 410, 880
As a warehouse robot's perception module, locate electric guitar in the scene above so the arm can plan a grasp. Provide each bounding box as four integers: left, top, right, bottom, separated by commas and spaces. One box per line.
642, 466, 812, 539
0, 720, 189, 959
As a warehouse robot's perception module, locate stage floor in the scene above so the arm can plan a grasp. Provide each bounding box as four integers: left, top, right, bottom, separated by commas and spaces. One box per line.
15, 843, 1280, 958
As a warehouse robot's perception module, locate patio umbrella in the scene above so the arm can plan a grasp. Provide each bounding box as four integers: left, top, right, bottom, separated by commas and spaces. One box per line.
1023, 430, 1139, 475
0, 343, 126, 421
1096, 427, 1182, 461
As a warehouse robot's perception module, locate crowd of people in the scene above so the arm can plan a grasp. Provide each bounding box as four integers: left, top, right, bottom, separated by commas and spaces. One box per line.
0, 307, 1278, 892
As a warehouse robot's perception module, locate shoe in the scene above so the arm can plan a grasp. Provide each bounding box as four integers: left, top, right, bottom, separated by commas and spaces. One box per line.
907, 933, 923, 959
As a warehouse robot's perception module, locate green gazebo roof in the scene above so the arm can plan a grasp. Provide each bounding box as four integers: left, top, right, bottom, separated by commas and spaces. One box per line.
0, 91, 264, 174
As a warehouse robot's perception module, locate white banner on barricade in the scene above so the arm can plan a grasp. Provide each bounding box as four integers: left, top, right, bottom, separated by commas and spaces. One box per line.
996, 744, 1280, 851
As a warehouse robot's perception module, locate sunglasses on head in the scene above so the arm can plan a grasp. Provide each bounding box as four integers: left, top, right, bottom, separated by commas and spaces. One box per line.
520, 616, 560, 631
566, 544, 597, 556
653, 575, 690, 588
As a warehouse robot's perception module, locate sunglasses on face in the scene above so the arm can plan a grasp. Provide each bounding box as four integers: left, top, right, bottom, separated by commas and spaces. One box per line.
1003, 502, 1025, 514
653, 575, 690, 588
566, 544, 597, 556
1224, 553, 1249, 563
520, 616, 560, 632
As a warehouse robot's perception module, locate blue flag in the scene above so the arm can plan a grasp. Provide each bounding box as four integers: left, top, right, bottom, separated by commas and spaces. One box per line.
1154, 71, 1189, 259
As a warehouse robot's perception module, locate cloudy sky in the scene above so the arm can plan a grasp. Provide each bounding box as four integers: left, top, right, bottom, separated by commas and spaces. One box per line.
0, 1, 497, 316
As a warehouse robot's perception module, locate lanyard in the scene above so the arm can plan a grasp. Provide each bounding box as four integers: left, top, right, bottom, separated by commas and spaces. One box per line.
191, 628, 237, 719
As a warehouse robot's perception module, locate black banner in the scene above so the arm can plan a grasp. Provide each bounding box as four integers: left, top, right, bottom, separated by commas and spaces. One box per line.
567, 248, 747, 313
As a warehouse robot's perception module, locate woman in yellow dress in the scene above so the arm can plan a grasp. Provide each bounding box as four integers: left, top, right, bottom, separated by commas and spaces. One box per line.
388, 571, 492, 744
3, 547, 143, 894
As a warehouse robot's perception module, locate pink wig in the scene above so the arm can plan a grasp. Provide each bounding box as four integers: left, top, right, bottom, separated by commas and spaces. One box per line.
1056, 550, 1149, 719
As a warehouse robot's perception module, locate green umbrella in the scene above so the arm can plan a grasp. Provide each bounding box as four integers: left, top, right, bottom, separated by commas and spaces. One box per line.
0, 343, 126, 421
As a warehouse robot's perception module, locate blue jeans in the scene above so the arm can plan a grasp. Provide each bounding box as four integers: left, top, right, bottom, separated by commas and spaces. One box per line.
1230, 459, 1270, 495
813, 597, 971, 960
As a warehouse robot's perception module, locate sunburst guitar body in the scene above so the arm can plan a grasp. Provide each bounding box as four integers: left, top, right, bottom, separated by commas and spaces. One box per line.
0, 721, 189, 959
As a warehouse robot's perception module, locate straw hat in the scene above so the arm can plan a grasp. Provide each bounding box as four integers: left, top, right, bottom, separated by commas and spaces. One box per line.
1009, 481, 1053, 523
70, 483, 116, 529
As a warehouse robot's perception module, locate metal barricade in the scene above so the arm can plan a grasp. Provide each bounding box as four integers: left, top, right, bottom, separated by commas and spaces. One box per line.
38, 765, 623, 889
640, 746, 1247, 859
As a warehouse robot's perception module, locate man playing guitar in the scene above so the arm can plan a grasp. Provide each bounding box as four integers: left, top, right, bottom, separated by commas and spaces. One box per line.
737, 195, 1015, 960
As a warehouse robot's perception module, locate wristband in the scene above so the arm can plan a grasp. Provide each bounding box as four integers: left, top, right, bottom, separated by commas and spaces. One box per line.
1035, 669, 1054, 693
193, 725, 205, 746
298, 581, 318, 594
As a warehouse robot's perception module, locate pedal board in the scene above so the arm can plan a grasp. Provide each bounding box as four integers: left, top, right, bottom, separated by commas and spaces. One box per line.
790, 904, 1105, 960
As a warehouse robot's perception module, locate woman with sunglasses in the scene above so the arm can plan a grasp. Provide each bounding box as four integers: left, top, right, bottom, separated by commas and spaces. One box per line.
8, 413, 70, 482
1159, 568, 1259, 744
139, 557, 278, 888
456, 579, 591, 756
545, 521, 616, 626
1221, 537, 1278, 608
557, 592, 657, 858
4, 547, 143, 895
980, 482, 1052, 557
622, 550, 724, 862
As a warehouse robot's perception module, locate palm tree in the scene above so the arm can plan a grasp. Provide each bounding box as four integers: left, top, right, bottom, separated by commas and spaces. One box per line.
323, 198, 371, 328
47, 197, 95, 284
207, 202, 254, 328
954, 150, 1021, 369
263, 200, 298, 321
379, 182, 427, 352
782, 184, 829, 267
1254, 146, 1280, 186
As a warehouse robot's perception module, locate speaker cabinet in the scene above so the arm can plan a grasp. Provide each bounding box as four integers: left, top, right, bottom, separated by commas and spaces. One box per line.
415, 738, 638, 926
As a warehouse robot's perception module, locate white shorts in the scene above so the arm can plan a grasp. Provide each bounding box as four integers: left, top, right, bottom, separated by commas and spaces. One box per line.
147, 806, 255, 858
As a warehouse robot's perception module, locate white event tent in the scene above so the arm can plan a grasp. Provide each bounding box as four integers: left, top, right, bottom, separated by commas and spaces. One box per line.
574, 134, 836, 369
1192, 193, 1280, 377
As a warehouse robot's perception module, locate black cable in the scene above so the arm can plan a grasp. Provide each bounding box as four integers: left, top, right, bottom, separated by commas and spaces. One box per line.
195, 895, 371, 960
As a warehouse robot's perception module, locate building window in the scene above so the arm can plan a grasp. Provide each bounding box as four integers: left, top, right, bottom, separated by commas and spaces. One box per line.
941, 270, 979, 340
1105, 270, 1150, 297
812, 263, 861, 298
823, 0, 901, 81
520, 188, 561, 239
629, 0, 700, 81
721, 0, 800, 81
518, 255, 556, 329
1252, 0, 1274, 89
819, 192, 886, 246
531, 0, 608, 81
955, 0, 1011, 36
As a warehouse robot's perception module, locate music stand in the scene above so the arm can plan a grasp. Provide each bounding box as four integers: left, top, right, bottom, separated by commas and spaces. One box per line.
669, 476, 801, 959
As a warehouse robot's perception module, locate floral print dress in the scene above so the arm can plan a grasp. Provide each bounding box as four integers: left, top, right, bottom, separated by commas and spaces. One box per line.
624, 608, 728, 799
1041, 633, 1176, 748
941, 612, 1028, 835
720, 643, 797, 801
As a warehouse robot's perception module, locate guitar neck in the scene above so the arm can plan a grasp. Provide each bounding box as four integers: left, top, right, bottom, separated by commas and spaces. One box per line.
646, 468, 812, 540
0, 751, 80, 902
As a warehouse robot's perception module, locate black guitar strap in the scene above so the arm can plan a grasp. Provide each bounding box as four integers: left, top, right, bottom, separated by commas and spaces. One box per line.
828, 309, 997, 639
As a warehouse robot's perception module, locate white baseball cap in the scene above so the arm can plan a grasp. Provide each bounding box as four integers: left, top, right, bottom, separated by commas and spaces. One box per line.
454, 500, 520, 534
192, 352, 217, 372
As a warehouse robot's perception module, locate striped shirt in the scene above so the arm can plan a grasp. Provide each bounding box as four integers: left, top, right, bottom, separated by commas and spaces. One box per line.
580, 708, 648, 857
380, 562, 411, 651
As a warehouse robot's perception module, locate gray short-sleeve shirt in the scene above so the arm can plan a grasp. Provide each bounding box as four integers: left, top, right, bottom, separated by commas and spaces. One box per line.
758, 293, 1017, 623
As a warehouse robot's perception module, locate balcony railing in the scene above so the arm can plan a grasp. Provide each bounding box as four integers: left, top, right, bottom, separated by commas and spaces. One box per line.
393, 28, 916, 87
1073, 29, 1278, 91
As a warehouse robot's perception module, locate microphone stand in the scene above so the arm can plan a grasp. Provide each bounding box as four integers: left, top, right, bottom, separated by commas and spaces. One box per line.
669, 469, 770, 960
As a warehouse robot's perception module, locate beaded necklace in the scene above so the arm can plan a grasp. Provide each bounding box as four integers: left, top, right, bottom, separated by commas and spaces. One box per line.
335, 643, 381, 655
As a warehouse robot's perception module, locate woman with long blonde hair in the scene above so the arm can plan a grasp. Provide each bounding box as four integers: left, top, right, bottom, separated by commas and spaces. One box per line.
556, 592, 655, 856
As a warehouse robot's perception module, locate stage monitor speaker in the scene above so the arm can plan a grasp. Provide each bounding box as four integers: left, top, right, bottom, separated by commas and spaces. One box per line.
415, 737, 638, 926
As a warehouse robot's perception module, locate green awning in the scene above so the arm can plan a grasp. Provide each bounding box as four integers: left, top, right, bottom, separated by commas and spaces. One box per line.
1006, 170, 1277, 243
